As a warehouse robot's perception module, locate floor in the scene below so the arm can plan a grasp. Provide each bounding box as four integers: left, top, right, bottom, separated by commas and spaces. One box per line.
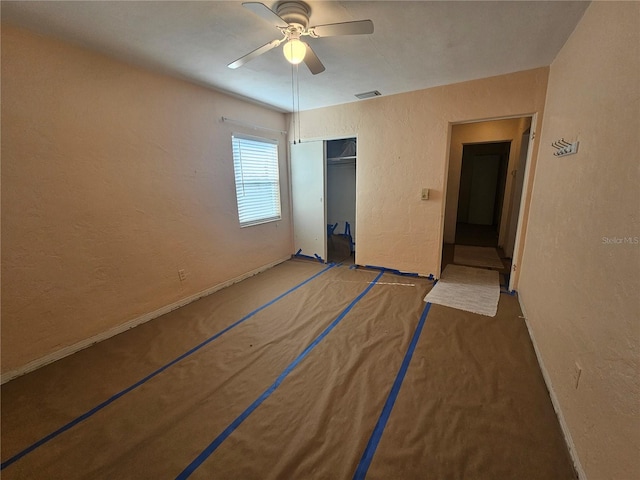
445, 222, 513, 287
1, 259, 575, 479
455, 222, 499, 248
327, 233, 353, 264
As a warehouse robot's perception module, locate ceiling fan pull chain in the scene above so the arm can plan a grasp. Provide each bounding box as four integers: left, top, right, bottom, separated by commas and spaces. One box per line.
291, 62, 297, 144
296, 63, 301, 143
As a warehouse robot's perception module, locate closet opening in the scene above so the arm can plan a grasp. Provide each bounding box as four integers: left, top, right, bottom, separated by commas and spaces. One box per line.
326, 138, 356, 264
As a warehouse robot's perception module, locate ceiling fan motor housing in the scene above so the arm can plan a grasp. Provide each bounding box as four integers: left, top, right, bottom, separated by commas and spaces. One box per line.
276, 1, 310, 30
229, 1, 372, 74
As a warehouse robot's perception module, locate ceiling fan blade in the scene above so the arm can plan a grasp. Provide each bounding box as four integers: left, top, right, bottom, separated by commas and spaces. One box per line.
303, 43, 325, 75
228, 39, 282, 69
311, 20, 374, 37
242, 2, 289, 28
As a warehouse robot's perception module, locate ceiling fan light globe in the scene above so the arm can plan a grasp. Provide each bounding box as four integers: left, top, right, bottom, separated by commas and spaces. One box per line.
283, 39, 306, 65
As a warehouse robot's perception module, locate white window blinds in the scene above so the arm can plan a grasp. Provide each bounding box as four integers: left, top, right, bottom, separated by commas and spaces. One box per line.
232, 134, 282, 227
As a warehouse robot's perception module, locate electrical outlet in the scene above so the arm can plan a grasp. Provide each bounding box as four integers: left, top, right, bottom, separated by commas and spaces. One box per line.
573, 362, 582, 389
178, 269, 187, 282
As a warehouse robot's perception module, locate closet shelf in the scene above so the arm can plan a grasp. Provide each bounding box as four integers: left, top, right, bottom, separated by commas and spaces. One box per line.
327, 156, 356, 162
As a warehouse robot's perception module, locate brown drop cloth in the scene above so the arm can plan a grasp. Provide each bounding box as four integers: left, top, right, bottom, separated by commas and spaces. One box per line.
1, 259, 575, 479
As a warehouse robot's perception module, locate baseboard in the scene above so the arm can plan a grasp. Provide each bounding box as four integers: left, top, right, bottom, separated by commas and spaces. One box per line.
1, 256, 290, 385
518, 296, 587, 480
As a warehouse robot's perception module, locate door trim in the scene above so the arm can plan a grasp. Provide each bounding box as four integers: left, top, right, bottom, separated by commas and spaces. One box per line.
437, 113, 538, 292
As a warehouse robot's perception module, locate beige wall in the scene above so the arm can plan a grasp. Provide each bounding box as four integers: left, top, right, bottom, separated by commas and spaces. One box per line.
294, 68, 548, 276
445, 117, 530, 245
1, 26, 291, 375
518, 2, 640, 479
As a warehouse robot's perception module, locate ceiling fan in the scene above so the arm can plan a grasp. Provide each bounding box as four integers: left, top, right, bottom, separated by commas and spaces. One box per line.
228, 1, 374, 75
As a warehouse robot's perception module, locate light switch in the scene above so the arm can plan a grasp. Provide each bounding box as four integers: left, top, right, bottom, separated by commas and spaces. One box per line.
421, 188, 430, 200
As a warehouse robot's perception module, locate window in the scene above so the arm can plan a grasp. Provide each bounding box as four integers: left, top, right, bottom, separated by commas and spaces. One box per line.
232, 134, 282, 227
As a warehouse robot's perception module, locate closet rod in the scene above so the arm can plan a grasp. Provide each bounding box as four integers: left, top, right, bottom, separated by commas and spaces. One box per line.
221, 117, 287, 135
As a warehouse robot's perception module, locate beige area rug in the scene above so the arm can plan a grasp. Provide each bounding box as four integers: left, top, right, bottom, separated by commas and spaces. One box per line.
454, 245, 504, 270
424, 264, 500, 317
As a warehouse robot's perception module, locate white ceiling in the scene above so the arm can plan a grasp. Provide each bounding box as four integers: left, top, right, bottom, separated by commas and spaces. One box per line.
2, 1, 589, 112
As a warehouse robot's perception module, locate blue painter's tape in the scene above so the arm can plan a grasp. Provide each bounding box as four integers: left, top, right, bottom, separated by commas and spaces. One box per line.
363, 265, 420, 277
500, 289, 517, 296
343, 222, 354, 252
294, 251, 325, 264
352, 301, 432, 480
176, 270, 385, 480
294, 253, 316, 261
363, 264, 385, 272
0, 263, 336, 472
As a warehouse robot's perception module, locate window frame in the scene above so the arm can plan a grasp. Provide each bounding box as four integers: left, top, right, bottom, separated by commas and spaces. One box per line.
231, 133, 282, 228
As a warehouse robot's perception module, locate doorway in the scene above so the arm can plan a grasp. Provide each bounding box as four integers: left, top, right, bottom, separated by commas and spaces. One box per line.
326, 138, 356, 264
290, 137, 356, 264
455, 142, 511, 247
440, 116, 534, 290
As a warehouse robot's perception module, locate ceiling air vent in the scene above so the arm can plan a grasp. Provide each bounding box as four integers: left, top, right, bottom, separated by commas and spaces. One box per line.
355, 90, 381, 100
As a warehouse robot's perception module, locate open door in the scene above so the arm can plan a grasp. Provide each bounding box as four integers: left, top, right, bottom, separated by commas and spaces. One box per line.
290, 141, 327, 261
504, 128, 530, 257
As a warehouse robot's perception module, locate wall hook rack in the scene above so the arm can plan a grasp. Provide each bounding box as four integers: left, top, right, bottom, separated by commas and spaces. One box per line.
552, 138, 579, 157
